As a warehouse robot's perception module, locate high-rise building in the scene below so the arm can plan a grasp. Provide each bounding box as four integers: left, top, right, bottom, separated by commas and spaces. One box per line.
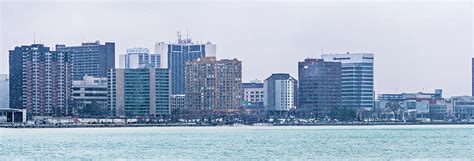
72, 76, 108, 116
241, 80, 264, 110
322, 53, 375, 112
56, 41, 115, 80
185, 57, 241, 112
472, 58, 473, 96
108, 68, 170, 117
9, 44, 72, 117
298, 59, 342, 117
264, 73, 297, 112
0, 74, 8, 108
119, 47, 160, 69
155, 33, 216, 94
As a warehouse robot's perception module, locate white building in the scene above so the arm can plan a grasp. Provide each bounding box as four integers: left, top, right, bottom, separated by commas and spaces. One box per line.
322, 53, 374, 111
72, 76, 108, 116
119, 47, 160, 69
264, 74, 297, 112
242, 80, 264, 109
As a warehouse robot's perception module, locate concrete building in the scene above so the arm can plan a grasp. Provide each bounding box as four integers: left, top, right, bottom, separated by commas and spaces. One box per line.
322, 53, 374, 112
451, 96, 474, 119
264, 73, 297, 112
108, 68, 170, 117
72, 76, 108, 116
0, 74, 8, 108
377, 89, 444, 120
185, 57, 242, 112
298, 58, 342, 117
241, 80, 264, 110
119, 47, 160, 69
9, 44, 72, 117
56, 41, 115, 80
155, 32, 216, 95
170, 94, 186, 111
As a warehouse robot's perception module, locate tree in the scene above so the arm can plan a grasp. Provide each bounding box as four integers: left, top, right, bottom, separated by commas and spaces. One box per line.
385, 101, 403, 121
329, 107, 357, 121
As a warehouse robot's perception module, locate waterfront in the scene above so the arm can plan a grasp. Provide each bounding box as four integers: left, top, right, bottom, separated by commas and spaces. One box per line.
1, 125, 473, 160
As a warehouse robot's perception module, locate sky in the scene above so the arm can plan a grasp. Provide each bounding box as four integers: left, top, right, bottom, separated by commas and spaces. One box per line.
1, 0, 473, 97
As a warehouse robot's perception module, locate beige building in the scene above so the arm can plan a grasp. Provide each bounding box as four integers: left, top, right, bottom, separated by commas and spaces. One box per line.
185, 57, 242, 112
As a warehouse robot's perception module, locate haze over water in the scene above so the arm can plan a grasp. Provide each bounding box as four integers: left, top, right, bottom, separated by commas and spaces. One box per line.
1, 125, 473, 160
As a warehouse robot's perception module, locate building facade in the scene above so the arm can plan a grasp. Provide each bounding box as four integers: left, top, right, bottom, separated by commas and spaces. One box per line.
472, 58, 473, 96
322, 53, 374, 112
119, 47, 160, 69
170, 94, 186, 111
56, 41, 115, 80
9, 44, 72, 117
451, 96, 474, 119
185, 57, 242, 112
72, 76, 108, 116
108, 68, 170, 117
0, 74, 8, 108
377, 89, 444, 120
155, 33, 216, 95
264, 74, 297, 112
241, 81, 265, 110
298, 59, 342, 117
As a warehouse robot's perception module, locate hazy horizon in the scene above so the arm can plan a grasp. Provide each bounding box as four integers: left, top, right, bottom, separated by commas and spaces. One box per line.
1, 0, 472, 97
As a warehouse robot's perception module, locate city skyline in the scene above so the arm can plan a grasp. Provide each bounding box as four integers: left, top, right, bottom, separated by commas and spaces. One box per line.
1, 0, 472, 97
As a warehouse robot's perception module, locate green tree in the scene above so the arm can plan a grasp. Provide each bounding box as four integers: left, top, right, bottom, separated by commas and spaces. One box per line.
330, 107, 357, 121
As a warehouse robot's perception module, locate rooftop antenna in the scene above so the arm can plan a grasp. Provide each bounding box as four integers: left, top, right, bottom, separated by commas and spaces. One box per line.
176, 31, 182, 43
186, 28, 189, 41
33, 32, 36, 44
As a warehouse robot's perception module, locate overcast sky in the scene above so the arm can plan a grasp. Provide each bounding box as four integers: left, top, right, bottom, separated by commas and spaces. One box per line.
1, 0, 472, 97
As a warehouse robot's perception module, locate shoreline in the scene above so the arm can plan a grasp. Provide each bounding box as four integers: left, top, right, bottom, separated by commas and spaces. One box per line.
2, 122, 474, 128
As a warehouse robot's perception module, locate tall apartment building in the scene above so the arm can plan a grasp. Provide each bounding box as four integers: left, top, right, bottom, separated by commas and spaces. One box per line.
241, 81, 265, 109
264, 73, 297, 112
119, 47, 160, 69
108, 68, 170, 117
322, 53, 374, 112
298, 59, 342, 117
72, 76, 108, 116
56, 41, 115, 80
9, 44, 72, 117
0, 74, 8, 108
185, 57, 242, 112
155, 33, 216, 94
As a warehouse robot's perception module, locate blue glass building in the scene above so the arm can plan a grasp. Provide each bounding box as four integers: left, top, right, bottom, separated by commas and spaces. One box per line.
108, 68, 170, 117
323, 53, 375, 112
155, 35, 216, 95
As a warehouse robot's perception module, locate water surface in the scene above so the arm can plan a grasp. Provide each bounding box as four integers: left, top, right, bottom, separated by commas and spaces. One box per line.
1, 125, 473, 160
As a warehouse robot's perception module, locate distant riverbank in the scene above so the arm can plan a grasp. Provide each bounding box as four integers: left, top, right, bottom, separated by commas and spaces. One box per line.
2, 121, 474, 128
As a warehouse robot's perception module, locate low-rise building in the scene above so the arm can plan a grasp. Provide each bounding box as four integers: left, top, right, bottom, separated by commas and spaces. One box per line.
170, 94, 186, 111
451, 96, 474, 119
241, 80, 264, 110
377, 89, 444, 120
72, 76, 109, 117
